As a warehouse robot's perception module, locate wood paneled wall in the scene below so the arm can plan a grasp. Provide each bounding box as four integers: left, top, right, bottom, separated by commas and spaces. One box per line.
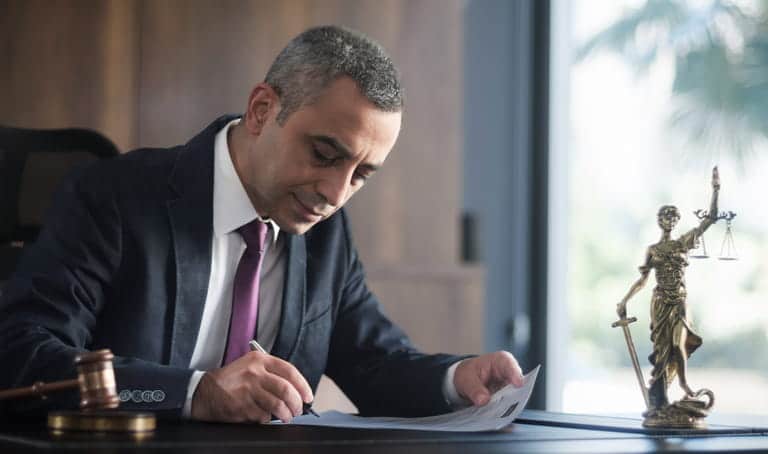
1, 0, 463, 266
1, 0, 484, 409
134, 0, 464, 267
0, 0, 140, 152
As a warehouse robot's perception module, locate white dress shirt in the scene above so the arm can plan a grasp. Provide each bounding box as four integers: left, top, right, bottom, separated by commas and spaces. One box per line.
182, 119, 466, 417
183, 118, 286, 415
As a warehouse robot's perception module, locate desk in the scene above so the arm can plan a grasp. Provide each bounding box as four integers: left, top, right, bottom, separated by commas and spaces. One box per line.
1, 410, 767, 453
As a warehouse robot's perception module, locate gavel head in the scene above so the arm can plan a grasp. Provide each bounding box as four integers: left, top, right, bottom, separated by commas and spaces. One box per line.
74, 349, 120, 411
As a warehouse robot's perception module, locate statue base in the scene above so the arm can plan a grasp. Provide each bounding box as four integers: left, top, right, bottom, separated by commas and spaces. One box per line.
642, 389, 714, 429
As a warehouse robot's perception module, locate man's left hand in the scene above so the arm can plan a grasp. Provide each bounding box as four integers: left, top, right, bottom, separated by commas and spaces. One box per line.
454, 351, 523, 406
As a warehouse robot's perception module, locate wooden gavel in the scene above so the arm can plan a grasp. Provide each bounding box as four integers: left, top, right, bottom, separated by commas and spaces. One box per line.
0, 349, 119, 411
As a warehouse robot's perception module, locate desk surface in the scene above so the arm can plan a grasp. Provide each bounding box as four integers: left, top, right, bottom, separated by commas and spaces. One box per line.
1, 410, 767, 453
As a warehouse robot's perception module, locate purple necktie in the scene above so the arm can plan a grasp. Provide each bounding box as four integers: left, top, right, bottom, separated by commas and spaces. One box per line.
223, 220, 268, 365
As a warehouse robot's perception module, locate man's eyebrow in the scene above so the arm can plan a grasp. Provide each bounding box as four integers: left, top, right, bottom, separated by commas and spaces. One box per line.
311, 135, 382, 172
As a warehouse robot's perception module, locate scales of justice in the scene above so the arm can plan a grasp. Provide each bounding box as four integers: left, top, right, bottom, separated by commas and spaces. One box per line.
613, 166, 738, 429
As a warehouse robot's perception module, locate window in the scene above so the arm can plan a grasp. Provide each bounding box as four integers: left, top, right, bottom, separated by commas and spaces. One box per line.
550, 0, 768, 415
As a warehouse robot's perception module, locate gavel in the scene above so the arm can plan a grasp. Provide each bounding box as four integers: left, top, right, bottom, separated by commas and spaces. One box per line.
0, 349, 155, 433
0, 349, 119, 410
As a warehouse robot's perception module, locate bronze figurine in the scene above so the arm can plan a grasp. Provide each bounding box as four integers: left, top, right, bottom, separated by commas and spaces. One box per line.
614, 166, 731, 429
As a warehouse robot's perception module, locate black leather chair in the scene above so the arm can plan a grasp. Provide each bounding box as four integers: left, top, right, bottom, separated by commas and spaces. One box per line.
0, 126, 119, 288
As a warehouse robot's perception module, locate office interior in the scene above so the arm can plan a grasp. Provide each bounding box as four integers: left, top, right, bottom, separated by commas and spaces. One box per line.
2, 0, 766, 424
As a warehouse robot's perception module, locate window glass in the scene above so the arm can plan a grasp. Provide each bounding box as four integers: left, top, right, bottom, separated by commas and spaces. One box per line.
561, 0, 768, 414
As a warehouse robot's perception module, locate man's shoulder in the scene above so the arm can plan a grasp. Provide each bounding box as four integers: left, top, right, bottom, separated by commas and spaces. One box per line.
75, 115, 235, 194
75, 145, 181, 188
109, 145, 184, 173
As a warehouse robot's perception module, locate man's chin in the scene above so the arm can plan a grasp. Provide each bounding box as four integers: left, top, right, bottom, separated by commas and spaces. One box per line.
272, 216, 317, 235
282, 223, 314, 235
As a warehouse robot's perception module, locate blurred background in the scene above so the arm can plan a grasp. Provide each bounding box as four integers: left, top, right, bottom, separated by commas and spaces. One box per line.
1, 0, 765, 416
554, 0, 768, 416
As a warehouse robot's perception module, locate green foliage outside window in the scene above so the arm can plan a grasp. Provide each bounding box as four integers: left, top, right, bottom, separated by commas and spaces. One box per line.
578, 0, 768, 164
568, 0, 768, 390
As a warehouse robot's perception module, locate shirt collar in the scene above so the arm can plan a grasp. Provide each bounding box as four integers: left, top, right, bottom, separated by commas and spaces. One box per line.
213, 118, 280, 243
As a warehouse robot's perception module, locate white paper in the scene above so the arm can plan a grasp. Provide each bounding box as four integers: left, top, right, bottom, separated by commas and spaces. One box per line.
279, 365, 540, 432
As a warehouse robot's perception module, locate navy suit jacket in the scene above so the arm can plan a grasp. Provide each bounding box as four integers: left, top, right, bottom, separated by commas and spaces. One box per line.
0, 116, 463, 418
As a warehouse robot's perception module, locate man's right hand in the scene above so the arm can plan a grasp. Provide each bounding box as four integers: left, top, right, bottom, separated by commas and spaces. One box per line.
191, 351, 314, 423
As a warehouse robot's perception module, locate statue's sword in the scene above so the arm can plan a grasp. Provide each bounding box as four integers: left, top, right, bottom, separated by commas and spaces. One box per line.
611, 316, 649, 409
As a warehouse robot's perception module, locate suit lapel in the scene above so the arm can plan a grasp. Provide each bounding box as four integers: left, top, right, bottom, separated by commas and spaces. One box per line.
271, 234, 307, 361
165, 117, 234, 367
167, 198, 211, 368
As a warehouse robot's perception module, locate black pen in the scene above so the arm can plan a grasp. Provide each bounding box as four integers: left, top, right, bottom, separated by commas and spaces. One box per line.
248, 340, 320, 417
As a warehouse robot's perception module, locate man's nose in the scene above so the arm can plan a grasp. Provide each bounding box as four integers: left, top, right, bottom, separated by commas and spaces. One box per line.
316, 171, 351, 208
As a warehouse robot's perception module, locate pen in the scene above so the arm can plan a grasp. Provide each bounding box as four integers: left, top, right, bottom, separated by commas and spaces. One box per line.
249, 340, 319, 418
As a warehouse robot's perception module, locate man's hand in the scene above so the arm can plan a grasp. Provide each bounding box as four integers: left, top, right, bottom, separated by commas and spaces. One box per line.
454, 351, 523, 406
191, 351, 314, 423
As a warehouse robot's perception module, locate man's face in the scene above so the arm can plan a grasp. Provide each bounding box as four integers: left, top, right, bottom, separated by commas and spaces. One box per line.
240, 77, 401, 234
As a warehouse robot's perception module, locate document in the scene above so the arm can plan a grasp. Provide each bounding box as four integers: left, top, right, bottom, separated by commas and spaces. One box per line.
281, 365, 540, 432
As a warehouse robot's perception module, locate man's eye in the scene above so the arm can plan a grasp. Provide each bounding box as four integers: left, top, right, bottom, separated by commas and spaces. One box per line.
353, 172, 370, 183
312, 148, 336, 165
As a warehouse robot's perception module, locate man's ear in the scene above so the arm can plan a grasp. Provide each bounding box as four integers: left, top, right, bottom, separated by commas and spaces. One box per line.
244, 83, 279, 136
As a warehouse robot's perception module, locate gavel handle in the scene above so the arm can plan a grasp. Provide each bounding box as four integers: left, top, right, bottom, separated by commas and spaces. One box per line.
0, 379, 79, 401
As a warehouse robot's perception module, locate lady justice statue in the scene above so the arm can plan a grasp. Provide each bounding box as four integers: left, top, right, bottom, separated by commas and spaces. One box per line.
614, 167, 727, 429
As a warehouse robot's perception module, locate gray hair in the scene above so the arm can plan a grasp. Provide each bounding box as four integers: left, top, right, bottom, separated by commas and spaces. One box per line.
264, 25, 403, 125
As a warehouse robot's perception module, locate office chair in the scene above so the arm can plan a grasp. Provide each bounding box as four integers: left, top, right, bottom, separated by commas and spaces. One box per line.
0, 125, 119, 287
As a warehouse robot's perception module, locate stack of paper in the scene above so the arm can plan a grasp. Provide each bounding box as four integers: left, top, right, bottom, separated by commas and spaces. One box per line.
280, 365, 540, 432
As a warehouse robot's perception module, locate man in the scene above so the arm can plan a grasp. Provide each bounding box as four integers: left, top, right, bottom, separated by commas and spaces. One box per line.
0, 26, 522, 422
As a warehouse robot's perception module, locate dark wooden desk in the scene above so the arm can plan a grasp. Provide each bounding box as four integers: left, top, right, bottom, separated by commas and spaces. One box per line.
1, 410, 766, 453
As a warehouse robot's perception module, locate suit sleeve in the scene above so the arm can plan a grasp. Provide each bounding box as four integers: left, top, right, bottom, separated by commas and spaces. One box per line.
324, 210, 471, 417
0, 167, 192, 418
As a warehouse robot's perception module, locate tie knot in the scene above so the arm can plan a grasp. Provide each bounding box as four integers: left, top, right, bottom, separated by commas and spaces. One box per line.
238, 220, 268, 250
